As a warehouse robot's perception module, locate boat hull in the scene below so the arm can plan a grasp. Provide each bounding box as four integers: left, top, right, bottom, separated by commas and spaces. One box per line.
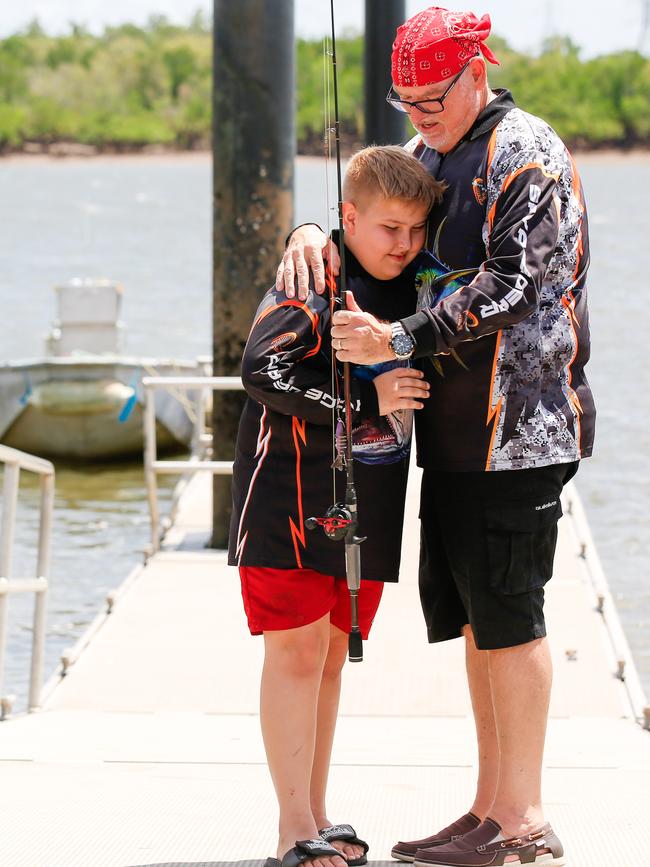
3, 403, 180, 459
0, 357, 202, 460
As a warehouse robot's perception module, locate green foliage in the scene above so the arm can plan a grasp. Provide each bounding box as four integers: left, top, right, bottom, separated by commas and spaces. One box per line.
0, 20, 649, 153
295, 36, 365, 150
188, 9, 212, 35
46, 37, 82, 69
0, 104, 25, 147
0, 20, 210, 149
0, 36, 34, 103
23, 19, 45, 39
296, 38, 327, 144
500, 46, 650, 147
23, 96, 79, 140
82, 112, 176, 146
163, 45, 198, 102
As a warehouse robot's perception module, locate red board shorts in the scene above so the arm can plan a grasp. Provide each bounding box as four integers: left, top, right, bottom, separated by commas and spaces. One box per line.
239, 566, 384, 639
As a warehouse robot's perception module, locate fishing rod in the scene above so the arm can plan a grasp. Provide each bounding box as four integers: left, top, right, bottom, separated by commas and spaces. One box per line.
305, 0, 364, 663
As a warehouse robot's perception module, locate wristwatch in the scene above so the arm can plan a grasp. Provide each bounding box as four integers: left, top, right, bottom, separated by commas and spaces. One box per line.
389, 321, 415, 360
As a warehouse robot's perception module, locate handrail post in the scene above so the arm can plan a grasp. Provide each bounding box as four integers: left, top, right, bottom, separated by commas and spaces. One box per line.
149, 378, 207, 529
141, 376, 244, 555
28, 472, 55, 711
0, 462, 20, 702
37, 473, 54, 580
191, 386, 206, 458
0, 578, 9, 711
143, 383, 160, 552
28, 579, 48, 712
0, 461, 19, 575
0, 445, 55, 718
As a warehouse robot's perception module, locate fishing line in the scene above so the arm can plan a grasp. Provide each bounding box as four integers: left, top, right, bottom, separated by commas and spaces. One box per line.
306, 0, 364, 663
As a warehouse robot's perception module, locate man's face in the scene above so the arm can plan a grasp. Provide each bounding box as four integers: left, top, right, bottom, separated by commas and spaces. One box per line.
342, 195, 428, 281
393, 59, 485, 153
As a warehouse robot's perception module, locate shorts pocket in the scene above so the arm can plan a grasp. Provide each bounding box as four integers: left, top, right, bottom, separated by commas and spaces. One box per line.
484, 498, 563, 595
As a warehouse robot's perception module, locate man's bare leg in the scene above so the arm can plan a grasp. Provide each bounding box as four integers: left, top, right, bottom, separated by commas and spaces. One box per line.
486, 635, 552, 838
463, 625, 499, 820
310, 624, 364, 862
261, 615, 347, 867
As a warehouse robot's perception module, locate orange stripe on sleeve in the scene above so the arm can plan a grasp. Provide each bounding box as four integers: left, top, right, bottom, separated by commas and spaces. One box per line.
289, 416, 308, 568
501, 162, 560, 196
561, 296, 583, 453
488, 160, 559, 231
254, 299, 322, 360
484, 329, 503, 471
486, 127, 498, 172
255, 299, 319, 332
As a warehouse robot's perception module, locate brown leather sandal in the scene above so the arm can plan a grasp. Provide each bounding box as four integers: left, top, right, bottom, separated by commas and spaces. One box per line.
392, 813, 481, 862
413, 819, 565, 867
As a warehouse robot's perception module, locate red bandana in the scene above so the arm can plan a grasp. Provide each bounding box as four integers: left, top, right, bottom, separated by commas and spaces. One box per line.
391, 6, 500, 87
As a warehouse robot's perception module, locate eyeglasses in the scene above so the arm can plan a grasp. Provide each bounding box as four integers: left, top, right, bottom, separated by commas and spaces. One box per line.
386, 63, 469, 115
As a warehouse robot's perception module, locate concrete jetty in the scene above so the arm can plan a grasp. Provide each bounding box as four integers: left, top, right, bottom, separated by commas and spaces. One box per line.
0, 467, 648, 867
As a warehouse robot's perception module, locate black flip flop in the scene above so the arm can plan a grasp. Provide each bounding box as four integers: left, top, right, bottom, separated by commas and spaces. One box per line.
319, 824, 369, 866
264, 838, 347, 867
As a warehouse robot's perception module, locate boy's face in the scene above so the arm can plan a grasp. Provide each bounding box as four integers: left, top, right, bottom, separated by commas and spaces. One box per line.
342, 195, 428, 281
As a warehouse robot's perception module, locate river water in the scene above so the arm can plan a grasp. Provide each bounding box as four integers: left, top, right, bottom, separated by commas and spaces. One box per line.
0, 152, 648, 710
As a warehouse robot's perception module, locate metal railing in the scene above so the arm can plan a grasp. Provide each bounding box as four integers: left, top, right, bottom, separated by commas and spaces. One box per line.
563, 482, 650, 731
0, 444, 54, 718
142, 375, 244, 552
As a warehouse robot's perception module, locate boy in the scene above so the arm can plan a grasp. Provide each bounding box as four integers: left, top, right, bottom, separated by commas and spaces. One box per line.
228, 146, 443, 867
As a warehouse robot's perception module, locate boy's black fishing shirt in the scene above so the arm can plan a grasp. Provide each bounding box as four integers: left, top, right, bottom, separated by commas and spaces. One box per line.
228, 244, 423, 581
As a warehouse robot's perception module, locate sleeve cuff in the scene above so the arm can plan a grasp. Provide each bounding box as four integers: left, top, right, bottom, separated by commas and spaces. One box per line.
354, 378, 380, 419
400, 311, 439, 357
284, 223, 324, 248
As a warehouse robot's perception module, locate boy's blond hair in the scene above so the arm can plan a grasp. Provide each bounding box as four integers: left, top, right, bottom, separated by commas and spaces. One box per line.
343, 145, 445, 212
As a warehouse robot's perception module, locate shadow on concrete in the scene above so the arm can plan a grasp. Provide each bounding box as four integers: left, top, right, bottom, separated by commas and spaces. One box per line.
128, 861, 398, 867
126, 862, 264, 867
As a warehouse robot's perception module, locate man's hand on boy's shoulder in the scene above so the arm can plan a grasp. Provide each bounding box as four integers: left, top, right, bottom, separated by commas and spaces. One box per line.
276, 224, 340, 300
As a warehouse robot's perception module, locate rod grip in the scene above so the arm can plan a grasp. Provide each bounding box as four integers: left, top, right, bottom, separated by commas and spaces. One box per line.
348, 627, 363, 662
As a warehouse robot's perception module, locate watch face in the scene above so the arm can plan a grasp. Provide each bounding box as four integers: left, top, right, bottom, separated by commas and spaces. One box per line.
392, 333, 414, 358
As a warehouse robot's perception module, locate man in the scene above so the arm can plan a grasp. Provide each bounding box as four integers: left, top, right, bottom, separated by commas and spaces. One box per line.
277, 7, 594, 867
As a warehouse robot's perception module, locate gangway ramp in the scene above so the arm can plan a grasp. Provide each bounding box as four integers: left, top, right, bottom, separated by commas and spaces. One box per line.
0, 468, 648, 867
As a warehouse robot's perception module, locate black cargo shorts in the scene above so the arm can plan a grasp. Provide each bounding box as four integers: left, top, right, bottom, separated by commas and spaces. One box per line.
418, 461, 579, 650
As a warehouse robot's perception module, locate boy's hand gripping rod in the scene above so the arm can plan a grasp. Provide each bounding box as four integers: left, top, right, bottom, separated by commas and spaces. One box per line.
305, 0, 364, 663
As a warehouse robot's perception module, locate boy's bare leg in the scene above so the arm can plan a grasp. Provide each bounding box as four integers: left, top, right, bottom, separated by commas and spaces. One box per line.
310, 624, 364, 862
261, 615, 347, 867
487, 636, 552, 838
463, 625, 499, 820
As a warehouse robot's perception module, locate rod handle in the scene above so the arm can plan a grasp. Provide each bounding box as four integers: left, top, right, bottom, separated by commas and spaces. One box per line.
348, 627, 363, 662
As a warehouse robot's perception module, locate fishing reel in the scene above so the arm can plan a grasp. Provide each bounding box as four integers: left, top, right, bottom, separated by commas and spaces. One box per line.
306, 504, 353, 541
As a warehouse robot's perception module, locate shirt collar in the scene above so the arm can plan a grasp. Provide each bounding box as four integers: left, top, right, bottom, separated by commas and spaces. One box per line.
330, 229, 423, 288
464, 88, 516, 141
